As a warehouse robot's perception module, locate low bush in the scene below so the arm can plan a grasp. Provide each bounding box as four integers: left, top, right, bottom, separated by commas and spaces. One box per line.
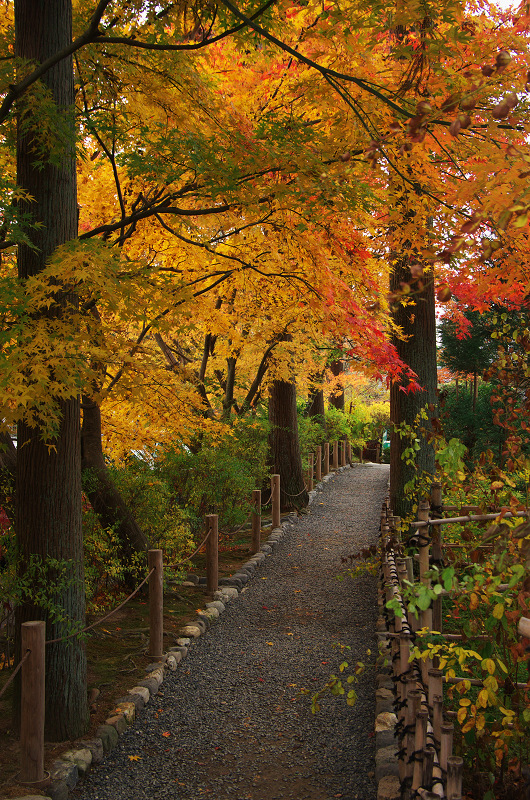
155, 416, 269, 534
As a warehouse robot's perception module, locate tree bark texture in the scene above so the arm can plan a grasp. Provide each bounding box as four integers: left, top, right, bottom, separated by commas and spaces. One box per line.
328, 359, 345, 411
81, 397, 150, 558
390, 256, 437, 520
15, 0, 87, 739
268, 378, 308, 511
306, 371, 327, 437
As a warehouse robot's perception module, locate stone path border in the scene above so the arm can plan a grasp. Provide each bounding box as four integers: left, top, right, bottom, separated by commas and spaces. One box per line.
4, 464, 392, 800
375, 597, 401, 800
374, 475, 400, 800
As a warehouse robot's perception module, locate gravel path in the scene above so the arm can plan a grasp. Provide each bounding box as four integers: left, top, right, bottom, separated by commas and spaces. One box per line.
74, 463, 389, 800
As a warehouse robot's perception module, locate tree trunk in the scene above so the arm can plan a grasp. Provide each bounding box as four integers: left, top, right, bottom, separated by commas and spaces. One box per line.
268, 378, 308, 511
328, 359, 345, 411
306, 372, 327, 436
14, 0, 87, 739
81, 397, 150, 559
390, 258, 437, 520
222, 356, 237, 419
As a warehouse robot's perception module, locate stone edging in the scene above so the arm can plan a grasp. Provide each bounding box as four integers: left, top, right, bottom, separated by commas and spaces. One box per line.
375, 616, 400, 800
5, 467, 351, 800
374, 479, 400, 800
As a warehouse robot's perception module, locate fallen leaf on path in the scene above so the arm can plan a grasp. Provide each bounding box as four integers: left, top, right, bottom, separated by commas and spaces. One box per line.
128, 755, 141, 761
162, 731, 171, 737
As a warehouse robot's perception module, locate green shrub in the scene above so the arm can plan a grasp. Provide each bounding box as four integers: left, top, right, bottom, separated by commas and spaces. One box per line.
323, 402, 390, 459
82, 465, 194, 607
108, 462, 194, 555
325, 405, 353, 441
82, 503, 144, 609
439, 383, 504, 463
155, 418, 269, 534
0, 527, 84, 628
297, 410, 327, 467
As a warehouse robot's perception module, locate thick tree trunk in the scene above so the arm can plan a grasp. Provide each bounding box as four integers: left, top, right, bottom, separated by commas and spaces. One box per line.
81, 397, 150, 558
268, 378, 308, 511
389, 256, 437, 520
14, 0, 87, 739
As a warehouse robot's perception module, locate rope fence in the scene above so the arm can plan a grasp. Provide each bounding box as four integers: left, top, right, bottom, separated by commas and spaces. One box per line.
45, 568, 156, 646
0, 647, 30, 701
380, 483, 530, 800
2, 447, 350, 785
165, 528, 212, 568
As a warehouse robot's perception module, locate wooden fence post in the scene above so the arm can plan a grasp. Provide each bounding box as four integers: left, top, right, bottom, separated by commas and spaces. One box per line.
433, 695, 443, 747
418, 501, 433, 633
206, 514, 219, 593
405, 689, 422, 782
251, 489, 261, 554
271, 474, 281, 529
430, 481, 443, 633
323, 442, 330, 475
412, 709, 428, 791
446, 756, 463, 799
428, 668, 443, 708
332, 440, 339, 469
422, 745, 435, 789
430, 481, 442, 510
148, 549, 164, 659
440, 723, 454, 772
20, 620, 45, 783
315, 445, 322, 482
307, 453, 314, 491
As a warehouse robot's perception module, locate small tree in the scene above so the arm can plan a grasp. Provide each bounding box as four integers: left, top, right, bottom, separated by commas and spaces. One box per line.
439, 310, 498, 412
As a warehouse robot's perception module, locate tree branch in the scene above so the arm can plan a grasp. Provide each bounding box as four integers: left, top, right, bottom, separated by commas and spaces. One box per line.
78, 200, 233, 241
220, 0, 413, 119
0, 0, 113, 124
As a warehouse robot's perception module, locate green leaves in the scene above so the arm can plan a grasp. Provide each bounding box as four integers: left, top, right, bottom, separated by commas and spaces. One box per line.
302, 650, 368, 714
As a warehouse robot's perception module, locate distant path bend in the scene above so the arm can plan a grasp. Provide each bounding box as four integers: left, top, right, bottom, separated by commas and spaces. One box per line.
74, 463, 390, 800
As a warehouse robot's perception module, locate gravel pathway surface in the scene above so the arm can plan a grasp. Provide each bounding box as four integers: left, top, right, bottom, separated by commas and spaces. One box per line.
73, 463, 389, 800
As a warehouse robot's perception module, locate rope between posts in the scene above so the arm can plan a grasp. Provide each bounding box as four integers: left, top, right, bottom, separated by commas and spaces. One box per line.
45, 567, 156, 645
219, 508, 256, 538
0, 648, 30, 700
281, 485, 308, 498
165, 526, 212, 568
